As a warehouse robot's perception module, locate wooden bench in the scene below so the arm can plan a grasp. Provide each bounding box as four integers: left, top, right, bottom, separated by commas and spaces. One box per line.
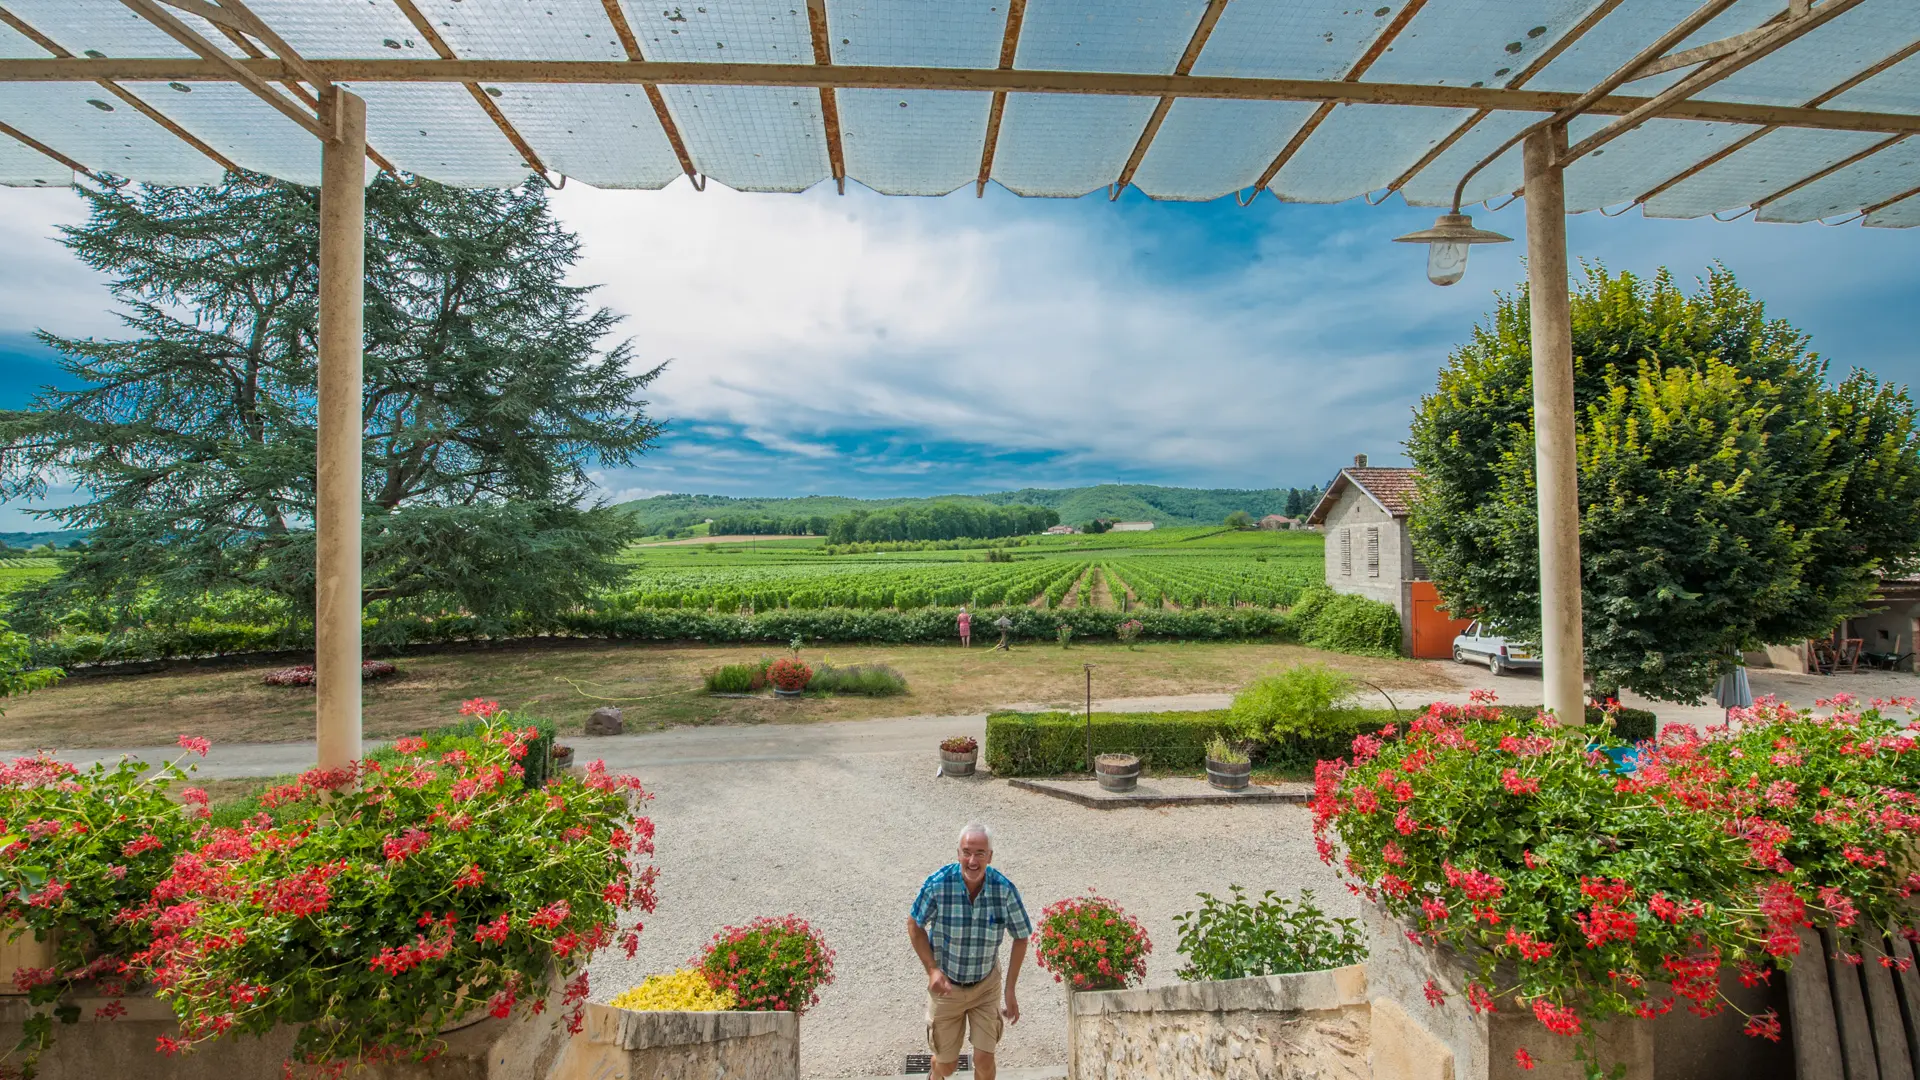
1788, 926, 1920, 1079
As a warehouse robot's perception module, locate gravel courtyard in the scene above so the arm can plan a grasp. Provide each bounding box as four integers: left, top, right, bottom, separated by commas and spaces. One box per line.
586, 744, 1344, 1078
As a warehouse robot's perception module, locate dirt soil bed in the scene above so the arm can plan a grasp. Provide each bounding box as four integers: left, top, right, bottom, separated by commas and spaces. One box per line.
3, 641, 1452, 749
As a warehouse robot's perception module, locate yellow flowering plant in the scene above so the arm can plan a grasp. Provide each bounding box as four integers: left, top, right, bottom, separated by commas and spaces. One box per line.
609, 968, 737, 1012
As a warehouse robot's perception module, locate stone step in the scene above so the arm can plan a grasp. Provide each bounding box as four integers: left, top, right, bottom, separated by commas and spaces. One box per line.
843, 1066, 1066, 1080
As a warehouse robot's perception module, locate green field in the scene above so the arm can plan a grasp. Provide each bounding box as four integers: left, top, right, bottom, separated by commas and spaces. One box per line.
612, 527, 1322, 612
0, 558, 62, 598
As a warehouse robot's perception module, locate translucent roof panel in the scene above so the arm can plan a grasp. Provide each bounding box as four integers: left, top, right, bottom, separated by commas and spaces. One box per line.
1365, 0, 1602, 87
1562, 117, 1760, 212
231, 0, 428, 59
1824, 51, 1920, 115
1272, 104, 1477, 204
0, 18, 48, 58
826, 0, 1006, 68
1757, 138, 1920, 223
1529, 0, 1779, 95
1396, 111, 1531, 208
404, 0, 630, 61
487, 84, 684, 188
0, 131, 69, 186
0, 82, 222, 186
1013, 0, 1206, 74
620, 0, 814, 64
1708, 0, 1920, 107
344, 83, 531, 187
659, 84, 831, 192
1643, 127, 1893, 218
120, 81, 323, 185
0, 0, 199, 58
1191, 0, 1404, 80
1865, 192, 1920, 227
1130, 98, 1318, 201
991, 93, 1157, 197
837, 88, 990, 196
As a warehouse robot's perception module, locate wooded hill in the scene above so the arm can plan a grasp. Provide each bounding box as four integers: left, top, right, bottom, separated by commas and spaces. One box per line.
618, 484, 1322, 536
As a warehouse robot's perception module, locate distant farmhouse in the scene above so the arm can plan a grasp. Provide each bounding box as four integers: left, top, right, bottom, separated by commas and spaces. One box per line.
1258, 514, 1299, 530
1045, 524, 1079, 535
1306, 454, 1470, 659
1110, 521, 1155, 532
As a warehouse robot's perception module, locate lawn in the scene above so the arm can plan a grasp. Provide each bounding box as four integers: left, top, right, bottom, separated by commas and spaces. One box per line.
2, 639, 1454, 750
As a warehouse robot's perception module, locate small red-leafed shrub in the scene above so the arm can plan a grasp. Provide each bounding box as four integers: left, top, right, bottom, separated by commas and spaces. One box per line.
767, 658, 812, 692
696, 915, 836, 1014
261, 660, 399, 688
1317, 691, 1920, 1072
1033, 893, 1151, 990
940, 736, 978, 754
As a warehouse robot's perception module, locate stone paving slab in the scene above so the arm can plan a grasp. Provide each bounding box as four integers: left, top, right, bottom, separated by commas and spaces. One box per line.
1007, 776, 1310, 809
852, 1067, 1065, 1079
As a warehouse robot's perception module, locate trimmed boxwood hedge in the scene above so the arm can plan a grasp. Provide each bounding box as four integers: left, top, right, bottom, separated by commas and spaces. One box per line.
1493, 705, 1658, 743
986, 708, 1396, 777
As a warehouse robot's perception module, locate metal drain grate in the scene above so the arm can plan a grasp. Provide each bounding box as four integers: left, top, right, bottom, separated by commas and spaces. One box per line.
902, 1053, 970, 1073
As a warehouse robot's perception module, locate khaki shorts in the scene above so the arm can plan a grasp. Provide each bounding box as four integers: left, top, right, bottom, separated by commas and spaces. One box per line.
926, 967, 1002, 1063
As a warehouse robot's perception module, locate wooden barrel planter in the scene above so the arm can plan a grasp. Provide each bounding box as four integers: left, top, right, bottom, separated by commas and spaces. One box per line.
1206, 757, 1251, 792
939, 748, 977, 777
1095, 753, 1140, 792
772, 687, 804, 698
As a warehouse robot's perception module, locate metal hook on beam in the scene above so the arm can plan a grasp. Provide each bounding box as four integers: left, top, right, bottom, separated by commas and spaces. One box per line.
1233, 186, 1261, 207
690, 172, 706, 192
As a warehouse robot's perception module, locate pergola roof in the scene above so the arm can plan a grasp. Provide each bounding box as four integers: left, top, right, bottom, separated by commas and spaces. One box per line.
1, 0, 1917, 219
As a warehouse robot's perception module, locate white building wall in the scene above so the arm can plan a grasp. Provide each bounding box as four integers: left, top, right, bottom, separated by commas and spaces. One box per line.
1320, 488, 1415, 655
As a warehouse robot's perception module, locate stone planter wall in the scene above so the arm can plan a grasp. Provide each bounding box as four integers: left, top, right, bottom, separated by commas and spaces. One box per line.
547, 1003, 799, 1080
1067, 963, 1370, 1080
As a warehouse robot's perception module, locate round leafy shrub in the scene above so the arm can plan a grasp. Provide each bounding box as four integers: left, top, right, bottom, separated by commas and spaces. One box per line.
767, 658, 812, 692
1228, 663, 1361, 742
1298, 590, 1401, 655
1316, 691, 1920, 1069
1033, 893, 1151, 990
1116, 619, 1143, 645
696, 915, 836, 1013
1172, 887, 1364, 982
609, 968, 736, 1012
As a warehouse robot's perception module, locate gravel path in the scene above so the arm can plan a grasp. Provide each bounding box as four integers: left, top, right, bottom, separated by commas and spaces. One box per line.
587, 748, 1346, 1078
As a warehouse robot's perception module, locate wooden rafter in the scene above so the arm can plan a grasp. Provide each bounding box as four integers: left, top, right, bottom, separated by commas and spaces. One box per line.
805, 0, 846, 194
116, 0, 322, 137
975, 0, 1027, 197
597, 0, 698, 185
387, 0, 551, 178
0, 116, 93, 178
1112, 0, 1230, 197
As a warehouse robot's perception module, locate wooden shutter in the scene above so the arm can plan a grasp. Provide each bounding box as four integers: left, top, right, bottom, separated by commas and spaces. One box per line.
1366, 526, 1380, 578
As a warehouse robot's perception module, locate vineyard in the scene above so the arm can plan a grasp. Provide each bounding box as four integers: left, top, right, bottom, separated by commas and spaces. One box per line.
0, 558, 62, 598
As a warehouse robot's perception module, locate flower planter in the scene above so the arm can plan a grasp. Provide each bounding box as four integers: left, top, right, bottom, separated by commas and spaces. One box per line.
1094, 754, 1140, 792
772, 687, 804, 698
939, 748, 977, 776
1205, 757, 1251, 791
551, 745, 575, 770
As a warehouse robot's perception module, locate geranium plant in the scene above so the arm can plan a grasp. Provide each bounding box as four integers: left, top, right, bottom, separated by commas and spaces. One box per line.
940, 737, 978, 755
1032, 893, 1150, 990
0, 736, 207, 1072
126, 716, 657, 1067
1315, 691, 1920, 1074
696, 915, 835, 1013
767, 658, 812, 693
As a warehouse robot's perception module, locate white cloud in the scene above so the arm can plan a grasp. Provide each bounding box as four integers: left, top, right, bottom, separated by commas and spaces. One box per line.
0, 188, 119, 341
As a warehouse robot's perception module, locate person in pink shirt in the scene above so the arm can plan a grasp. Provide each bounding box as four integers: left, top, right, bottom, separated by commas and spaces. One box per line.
957, 607, 972, 648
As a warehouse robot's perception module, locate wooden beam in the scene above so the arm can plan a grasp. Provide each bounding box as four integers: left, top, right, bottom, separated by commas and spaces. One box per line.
975, 0, 1027, 197
1114, 0, 1229, 195
805, 0, 846, 194
0, 117, 92, 177
594, 0, 698, 182
1255, 0, 1431, 193
1, 58, 1918, 138
1753, 133, 1907, 210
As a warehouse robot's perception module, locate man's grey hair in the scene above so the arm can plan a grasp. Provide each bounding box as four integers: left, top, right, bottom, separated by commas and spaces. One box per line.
958, 822, 993, 850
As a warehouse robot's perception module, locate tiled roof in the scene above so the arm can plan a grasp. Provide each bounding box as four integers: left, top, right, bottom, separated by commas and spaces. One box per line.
1305, 467, 1420, 524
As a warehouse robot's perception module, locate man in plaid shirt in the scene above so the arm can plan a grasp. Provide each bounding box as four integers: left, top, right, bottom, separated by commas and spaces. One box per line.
907, 822, 1032, 1080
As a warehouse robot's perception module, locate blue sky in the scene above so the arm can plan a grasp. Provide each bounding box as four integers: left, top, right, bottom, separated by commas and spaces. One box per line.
2, 177, 1917, 529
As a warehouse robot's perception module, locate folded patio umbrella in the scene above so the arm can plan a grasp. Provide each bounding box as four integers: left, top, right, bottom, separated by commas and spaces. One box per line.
1713, 665, 1754, 710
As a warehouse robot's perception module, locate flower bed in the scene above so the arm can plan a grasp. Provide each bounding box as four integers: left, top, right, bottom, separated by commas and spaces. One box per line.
261, 659, 398, 687
1314, 691, 1920, 1071
0, 706, 656, 1075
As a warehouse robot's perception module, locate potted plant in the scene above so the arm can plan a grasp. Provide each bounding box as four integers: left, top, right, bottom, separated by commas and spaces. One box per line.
939, 736, 978, 777
1094, 752, 1140, 792
697, 915, 836, 1014
768, 658, 812, 697
1033, 892, 1151, 991
1204, 734, 1251, 792
551, 743, 575, 770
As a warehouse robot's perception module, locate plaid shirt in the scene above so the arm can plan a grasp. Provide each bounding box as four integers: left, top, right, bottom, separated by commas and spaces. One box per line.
911, 864, 1033, 985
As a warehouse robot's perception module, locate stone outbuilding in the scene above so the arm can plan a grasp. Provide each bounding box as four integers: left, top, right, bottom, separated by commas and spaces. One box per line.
1259, 514, 1298, 530
1305, 454, 1470, 659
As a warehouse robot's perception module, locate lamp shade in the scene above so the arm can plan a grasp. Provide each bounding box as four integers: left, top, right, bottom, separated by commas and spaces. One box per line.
1394, 213, 1514, 286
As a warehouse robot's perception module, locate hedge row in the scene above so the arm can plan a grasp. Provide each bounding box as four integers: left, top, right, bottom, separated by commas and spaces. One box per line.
985, 709, 1396, 777
29, 605, 1299, 668
985, 703, 1660, 778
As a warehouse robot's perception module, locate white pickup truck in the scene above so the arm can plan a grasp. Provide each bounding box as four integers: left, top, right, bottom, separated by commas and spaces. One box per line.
1451, 621, 1541, 677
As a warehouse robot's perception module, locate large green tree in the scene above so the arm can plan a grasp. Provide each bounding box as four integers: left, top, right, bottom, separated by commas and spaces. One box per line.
1408, 265, 1920, 702
0, 174, 663, 639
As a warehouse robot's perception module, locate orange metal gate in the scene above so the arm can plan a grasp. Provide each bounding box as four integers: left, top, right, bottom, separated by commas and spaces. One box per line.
1410, 580, 1474, 659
